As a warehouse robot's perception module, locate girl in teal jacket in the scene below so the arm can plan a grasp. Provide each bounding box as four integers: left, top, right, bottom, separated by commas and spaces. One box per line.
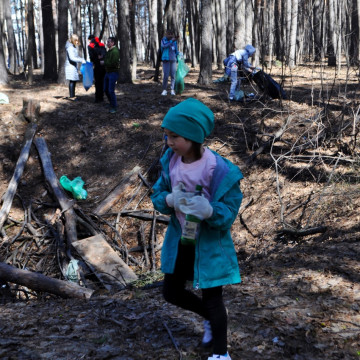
151, 98, 243, 360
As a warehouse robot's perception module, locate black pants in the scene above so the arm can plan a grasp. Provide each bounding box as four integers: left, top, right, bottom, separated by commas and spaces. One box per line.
163, 242, 228, 355
69, 80, 76, 98
94, 66, 105, 101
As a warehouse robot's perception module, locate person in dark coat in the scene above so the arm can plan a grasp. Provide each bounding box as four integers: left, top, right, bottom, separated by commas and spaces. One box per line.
87, 35, 107, 103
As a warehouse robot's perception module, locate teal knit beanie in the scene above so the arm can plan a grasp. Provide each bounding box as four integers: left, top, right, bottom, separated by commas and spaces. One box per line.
161, 98, 214, 143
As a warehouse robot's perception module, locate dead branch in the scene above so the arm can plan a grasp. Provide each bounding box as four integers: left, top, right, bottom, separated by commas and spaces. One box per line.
0, 123, 37, 231
150, 211, 157, 272
277, 226, 327, 237
0, 261, 94, 299
246, 115, 293, 166
94, 166, 141, 215
34, 137, 78, 246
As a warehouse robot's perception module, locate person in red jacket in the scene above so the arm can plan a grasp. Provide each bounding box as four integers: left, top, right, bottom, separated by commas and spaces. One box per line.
87, 35, 107, 103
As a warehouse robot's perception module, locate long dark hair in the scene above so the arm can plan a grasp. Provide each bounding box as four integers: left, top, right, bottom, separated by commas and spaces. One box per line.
191, 141, 203, 161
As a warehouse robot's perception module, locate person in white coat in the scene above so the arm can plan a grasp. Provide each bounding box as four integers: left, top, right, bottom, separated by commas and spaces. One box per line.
65, 34, 86, 100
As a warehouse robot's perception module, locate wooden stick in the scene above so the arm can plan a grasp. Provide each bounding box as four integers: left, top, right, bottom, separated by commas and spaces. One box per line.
34, 137, 78, 245
94, 166, 141, 215
0, 261, 94, 299
277, 226, 327, 237
0, 123, 37, 231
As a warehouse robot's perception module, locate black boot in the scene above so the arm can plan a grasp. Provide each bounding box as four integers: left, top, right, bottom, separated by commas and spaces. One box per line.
69, 81, 76, 98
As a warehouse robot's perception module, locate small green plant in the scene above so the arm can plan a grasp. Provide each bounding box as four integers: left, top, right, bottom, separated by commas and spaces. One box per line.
133, 122, 140, 128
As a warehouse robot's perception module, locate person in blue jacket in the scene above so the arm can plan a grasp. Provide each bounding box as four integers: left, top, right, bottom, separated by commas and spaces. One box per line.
160, 29, 179, 96
224, 44, 256, 101
151, 98, 243, 360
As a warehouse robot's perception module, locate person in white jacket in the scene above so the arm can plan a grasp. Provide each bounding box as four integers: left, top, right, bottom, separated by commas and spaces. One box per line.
224, 44, 256, 101
65, 34, 86, 100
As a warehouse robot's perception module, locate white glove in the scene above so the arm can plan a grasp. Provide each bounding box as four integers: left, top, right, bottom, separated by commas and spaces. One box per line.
166, 182, 192, 211
179, 195, 213, 220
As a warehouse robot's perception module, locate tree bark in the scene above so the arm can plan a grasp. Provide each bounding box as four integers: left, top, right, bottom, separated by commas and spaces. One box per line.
0, 262, 94, 299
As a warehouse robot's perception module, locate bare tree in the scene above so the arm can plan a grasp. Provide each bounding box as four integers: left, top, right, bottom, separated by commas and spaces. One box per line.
4, 0, 17, 74
214, 0, 226, 69
198, 0, 212, 85
57, 0, 68, 84
26, 0, 35, 84
288, 0, 298, 68
117, 0, 132, 83
0, 0, 8, 84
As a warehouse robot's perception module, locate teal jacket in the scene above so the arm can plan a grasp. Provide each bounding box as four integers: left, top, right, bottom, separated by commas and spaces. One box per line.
151, 148, 243, 289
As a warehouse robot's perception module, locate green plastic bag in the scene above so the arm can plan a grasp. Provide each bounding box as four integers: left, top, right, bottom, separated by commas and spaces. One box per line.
175, 55, 189, 95
60, 175, 88, 200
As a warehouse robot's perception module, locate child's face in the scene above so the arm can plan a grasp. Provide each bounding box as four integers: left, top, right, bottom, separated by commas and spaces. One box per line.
164, 129, 193, 158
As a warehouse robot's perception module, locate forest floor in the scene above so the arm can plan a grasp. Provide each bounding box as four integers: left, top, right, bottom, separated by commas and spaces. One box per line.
0, 62, 360, 360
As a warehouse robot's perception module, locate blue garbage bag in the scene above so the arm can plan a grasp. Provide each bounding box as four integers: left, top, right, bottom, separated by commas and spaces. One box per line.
80, 62, 94, 91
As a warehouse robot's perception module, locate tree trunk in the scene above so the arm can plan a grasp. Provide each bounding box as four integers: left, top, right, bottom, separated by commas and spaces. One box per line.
4, 0, 17, 74
92, 0, 101, 37
42, 0, 57, 80
117, 0, 132, 83
198, 0, 212, 85
313, 0, 324, 61
149, 0, 158, 67
0, 1, 8, 84
327, 0, 337, 66
226, 0, 234, 54
129, 0, 137, 81
288, 0, 298, 68
215, 0, 226, 69
57, 0, 68, 84
26, 0, 35, 84
234, 0, 246, 49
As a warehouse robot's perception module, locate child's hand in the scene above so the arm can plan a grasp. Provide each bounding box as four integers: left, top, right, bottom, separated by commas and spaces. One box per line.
166, 182, 191, 211
179, 196, 213, 220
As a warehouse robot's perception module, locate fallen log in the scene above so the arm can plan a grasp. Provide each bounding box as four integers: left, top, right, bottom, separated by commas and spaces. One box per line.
0, 261, 94, 299
94, 166, 142, 215
0, 123, 37, 231
34, 137, 78, 245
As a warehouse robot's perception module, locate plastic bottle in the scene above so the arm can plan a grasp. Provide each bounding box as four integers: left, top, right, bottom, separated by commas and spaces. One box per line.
181, 185, 202, 246
60, 175, 88, 200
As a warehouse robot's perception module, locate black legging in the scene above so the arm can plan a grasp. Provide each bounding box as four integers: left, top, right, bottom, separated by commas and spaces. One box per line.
69, 80, 76, 98
163, 242, 228, 355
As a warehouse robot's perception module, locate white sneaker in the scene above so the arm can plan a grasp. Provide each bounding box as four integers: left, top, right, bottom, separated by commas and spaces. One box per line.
207, 353, 231, 360
170, 90, 176, 95
201, 320, 213, 347
161, 90, 167, 96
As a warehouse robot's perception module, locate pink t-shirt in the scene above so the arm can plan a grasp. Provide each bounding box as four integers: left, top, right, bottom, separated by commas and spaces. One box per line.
169, 148, 216, 227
